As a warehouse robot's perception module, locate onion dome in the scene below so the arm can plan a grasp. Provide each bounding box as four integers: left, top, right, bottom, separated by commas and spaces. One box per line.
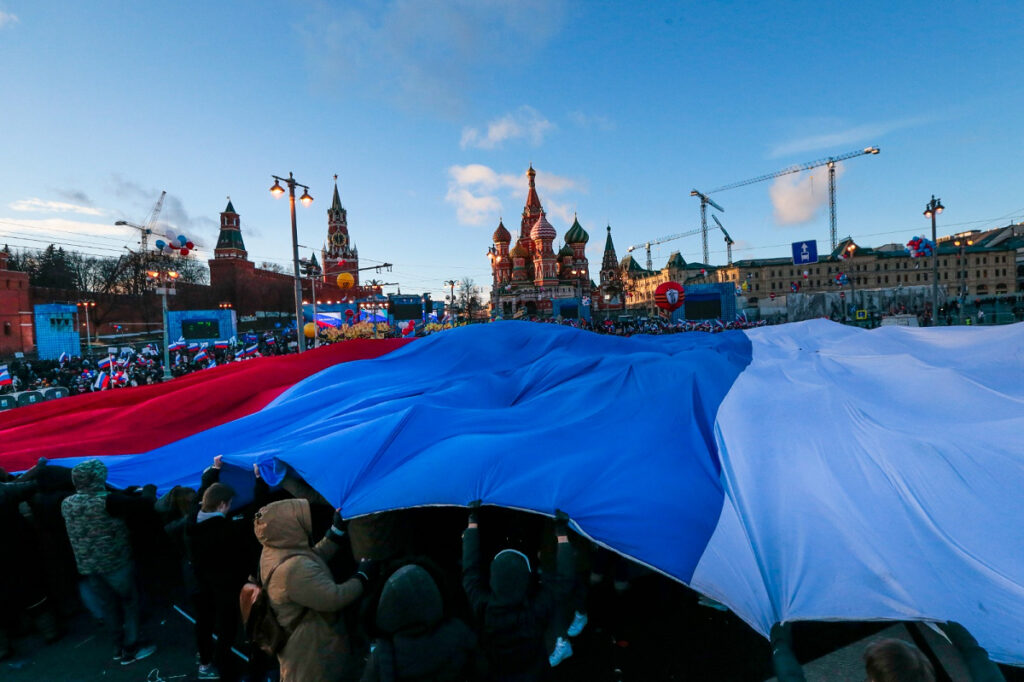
565, 214, 589, 244
492, 219, 511, 243
558, 243, 573, 258
531, 212, 556, 241
510, 241, 530, 259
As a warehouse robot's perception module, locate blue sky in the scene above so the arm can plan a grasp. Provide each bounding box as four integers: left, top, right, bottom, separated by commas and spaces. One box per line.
1, 1, 1022, 299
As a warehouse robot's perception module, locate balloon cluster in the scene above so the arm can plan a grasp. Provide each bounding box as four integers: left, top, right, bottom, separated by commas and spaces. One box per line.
155, 232, 196, 257
834, 272, 849, 286
905, 236, 935, 258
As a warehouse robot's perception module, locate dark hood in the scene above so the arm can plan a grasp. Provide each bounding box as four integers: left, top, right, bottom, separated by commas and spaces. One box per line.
376, 564, 443, 634
489, 549, 531, 605
72, 459, 108, 493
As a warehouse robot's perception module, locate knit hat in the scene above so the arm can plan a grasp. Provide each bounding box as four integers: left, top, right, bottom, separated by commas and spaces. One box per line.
489, 549, 532, 604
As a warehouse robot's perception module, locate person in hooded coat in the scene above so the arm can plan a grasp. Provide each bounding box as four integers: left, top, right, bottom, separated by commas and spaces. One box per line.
254, 498, 373, 682
361, 563, 483, 682
462, 504, 573, 682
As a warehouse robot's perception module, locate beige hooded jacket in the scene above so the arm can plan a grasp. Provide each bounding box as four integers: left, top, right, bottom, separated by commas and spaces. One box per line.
255, 498, 364, 682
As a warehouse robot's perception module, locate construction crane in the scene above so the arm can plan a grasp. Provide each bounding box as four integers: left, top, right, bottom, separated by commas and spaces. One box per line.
627, 220, 732, 271
711, 215, 735, 265
707, 146, 880, 251
114, 190, 166, 254
688, 189, 724, 265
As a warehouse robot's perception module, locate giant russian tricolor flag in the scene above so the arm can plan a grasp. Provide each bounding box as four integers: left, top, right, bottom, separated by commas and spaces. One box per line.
1, 321, 1022, 664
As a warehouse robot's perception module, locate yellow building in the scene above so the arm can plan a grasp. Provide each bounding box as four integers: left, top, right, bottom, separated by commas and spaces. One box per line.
621, 224, 1024, 313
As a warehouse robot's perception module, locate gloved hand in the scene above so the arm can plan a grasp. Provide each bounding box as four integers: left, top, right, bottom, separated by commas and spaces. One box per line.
467, 499, 482, 525
327, 509, 347, 544
554, 509, 570, 536
354, 559, 378, 586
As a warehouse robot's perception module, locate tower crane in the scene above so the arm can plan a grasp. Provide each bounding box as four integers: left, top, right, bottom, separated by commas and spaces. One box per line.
707, 146, 880, 251
688, 189, 724, 265
627, 220, 732, 271
711, 215, 735, 265
114, 190, 166, 254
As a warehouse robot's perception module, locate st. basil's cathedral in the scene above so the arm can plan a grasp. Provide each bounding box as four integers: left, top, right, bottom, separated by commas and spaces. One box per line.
488, 166, 600, 319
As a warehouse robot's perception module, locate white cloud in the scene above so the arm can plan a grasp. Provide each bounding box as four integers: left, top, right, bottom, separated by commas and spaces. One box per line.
0, 11, 18, 29
568, 111, 615, 131
461, 106, 554, 150
769, 164, 845, 225
0, 216, 140, 243
9, 198, 105, 216
769, 116, 929, 158
544, 199, 575, 225
445, 164, 581, 227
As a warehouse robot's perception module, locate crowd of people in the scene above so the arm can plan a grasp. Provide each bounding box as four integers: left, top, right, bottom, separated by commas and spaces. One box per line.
2, 455, 1005, 681
0, 330, 300, 397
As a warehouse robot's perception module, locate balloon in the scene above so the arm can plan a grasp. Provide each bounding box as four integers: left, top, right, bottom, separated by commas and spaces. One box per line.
177, 235, 187, 246
345, 309, 355, 318
303, 322, 317, 339
185, 241, 194, 250
336, 272, 355, 289
180, 248, 189, 256
155, 239, 166, 249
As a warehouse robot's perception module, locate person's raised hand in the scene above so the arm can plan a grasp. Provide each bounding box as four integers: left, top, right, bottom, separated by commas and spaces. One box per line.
355, 558, 379, 585
554, 509, 570, 539
467, 499, 482, 527
213, 454, 223, 469
252, 462, 261, 480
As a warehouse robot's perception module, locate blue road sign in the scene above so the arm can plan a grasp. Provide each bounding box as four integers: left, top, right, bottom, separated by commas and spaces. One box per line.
792, 240, 818, 265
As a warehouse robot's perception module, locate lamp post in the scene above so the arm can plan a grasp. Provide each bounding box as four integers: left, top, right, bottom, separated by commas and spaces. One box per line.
953, 236, 973, 325
924, 195, 945, 323
270, 173, 313, 353
845, 243, 857, 323
300, 256, 322, 348
443, 280, 456, 323
146, 267, 179, 381
77, 300, 96, 352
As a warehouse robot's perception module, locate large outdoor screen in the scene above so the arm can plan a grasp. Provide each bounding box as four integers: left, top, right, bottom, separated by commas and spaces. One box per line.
684, 297, 722, 321
391, 303, 422, 321
182, 320, 220, 339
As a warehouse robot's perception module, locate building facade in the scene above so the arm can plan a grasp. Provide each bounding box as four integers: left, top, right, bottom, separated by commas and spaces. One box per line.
619, 224, 1024, 316
321, 177, 360, 287
488, 166, 593, 319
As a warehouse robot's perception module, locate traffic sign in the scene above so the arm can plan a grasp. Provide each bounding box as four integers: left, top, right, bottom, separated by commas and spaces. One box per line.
792, 240, 818, 265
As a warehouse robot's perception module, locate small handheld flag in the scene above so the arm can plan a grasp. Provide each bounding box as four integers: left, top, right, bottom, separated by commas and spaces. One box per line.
0, 364, 11, 387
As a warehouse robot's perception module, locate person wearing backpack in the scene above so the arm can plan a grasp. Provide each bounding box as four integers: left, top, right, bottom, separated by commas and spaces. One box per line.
254, 498, 375, 682
462, 503, 574, 682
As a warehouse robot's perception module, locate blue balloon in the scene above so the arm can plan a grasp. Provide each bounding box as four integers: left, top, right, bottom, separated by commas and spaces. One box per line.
177, 235, 187, 246
155, 240, 166, 249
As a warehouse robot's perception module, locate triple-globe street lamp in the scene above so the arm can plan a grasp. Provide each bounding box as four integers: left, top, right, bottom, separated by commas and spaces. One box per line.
146, 267, 179, 380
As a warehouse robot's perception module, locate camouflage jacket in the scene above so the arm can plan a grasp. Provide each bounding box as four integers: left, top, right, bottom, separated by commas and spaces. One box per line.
61, 461, 131, 575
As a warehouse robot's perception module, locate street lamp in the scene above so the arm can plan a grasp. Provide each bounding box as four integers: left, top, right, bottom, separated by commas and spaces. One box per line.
146, 267, 179, 380
443, 280, 457, 322
953, 236, 973, 324
924, 195, 945, 322
77, 300, 96, 352
270, 172, 314, 352
845, 243, 857, 322
300, 255, 322, 348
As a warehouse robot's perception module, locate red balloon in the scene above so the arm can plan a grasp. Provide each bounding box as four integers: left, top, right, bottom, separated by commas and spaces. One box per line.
345, 309, 355, 318
185, 241, 194, 249
180, 248, 189, 256
654, 281, 685, 311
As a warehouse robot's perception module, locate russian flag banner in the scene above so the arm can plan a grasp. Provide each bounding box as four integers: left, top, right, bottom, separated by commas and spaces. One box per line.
98, 356, 114, 370
0, 364, 11, 386
0, 323, 1021, 664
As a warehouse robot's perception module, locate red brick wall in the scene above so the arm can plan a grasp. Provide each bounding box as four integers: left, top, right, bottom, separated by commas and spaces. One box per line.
0, 256, 33, 355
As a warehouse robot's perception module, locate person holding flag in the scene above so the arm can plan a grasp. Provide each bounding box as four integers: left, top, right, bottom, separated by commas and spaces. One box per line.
0, 364, 11, 389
